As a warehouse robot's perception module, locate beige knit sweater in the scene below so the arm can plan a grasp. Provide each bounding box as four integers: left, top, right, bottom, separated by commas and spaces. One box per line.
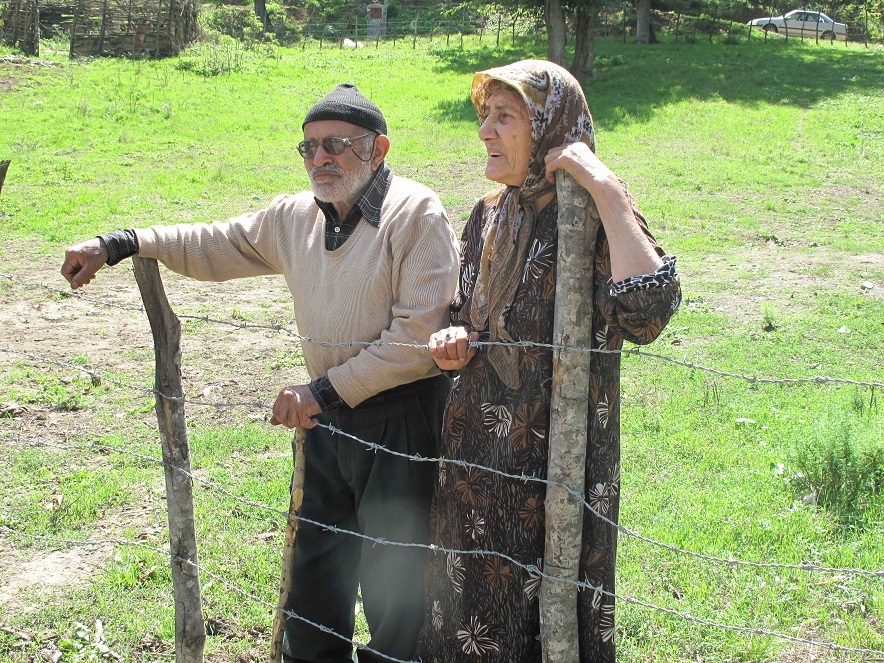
135, 176, 459, 408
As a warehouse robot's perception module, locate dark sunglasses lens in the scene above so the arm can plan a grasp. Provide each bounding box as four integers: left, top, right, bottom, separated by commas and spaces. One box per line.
323, 138, 347, 155
297, 141, 316, 158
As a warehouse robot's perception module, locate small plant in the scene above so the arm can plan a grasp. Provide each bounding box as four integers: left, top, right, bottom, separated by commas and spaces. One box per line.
269, 348, 305, 370
57, 620, 120, 661
231, 306, 253, 321
786, 402, 883, 514
761, 302, 779, 332
175, 37, 250, 77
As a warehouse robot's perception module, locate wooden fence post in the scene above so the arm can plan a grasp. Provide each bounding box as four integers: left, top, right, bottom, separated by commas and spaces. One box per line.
540, 171, 600, 662
270, 426, 308, 662
132, 257, 206, 663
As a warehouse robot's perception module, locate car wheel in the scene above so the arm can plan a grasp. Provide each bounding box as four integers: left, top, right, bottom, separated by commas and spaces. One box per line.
763, 24, 778, 33
820, 30, 834, 39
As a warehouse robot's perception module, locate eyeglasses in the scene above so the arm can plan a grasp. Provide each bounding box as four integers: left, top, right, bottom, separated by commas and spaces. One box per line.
297, 133, 374, 159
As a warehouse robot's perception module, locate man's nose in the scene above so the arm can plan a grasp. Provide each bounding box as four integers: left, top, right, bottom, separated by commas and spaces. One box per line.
312, 143, 334, 165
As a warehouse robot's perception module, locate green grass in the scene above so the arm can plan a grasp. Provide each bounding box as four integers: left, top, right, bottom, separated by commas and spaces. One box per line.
1, 31, 883, 662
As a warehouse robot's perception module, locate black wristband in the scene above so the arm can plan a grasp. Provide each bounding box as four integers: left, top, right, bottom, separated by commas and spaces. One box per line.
309, 376, 344, 411
97, 228, 139, 266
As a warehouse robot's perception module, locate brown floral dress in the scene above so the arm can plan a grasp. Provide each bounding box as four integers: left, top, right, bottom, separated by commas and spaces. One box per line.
417, 189, 682, 662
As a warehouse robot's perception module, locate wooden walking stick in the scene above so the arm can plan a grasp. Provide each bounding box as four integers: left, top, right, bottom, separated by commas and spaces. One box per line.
540, 171, 599, 662
270, 426, 308, 662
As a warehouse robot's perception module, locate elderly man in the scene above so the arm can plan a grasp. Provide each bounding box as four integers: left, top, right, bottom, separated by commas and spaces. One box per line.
61, 84, 459, 663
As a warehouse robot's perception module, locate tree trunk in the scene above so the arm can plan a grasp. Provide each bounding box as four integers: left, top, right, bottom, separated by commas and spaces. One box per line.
571, 5, 597, 81
539, 171, 599, 663
253, 0, 272, 34
544, 0, 567, 67
635, 0, 652, 44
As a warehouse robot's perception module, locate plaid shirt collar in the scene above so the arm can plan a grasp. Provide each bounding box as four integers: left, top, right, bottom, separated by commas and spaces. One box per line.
314, 162, 392, 228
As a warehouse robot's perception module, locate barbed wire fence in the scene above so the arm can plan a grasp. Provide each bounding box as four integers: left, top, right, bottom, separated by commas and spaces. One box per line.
1, 266, 883, 660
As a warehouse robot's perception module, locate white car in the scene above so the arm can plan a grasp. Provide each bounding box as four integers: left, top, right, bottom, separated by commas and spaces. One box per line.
747, 9, 847, 40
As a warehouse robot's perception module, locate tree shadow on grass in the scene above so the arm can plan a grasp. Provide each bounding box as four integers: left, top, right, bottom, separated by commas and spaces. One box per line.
430, 38, 883, 130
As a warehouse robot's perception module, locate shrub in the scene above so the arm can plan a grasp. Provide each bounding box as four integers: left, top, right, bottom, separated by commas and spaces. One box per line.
203, 4, 265, 41
786, 392, 883, 515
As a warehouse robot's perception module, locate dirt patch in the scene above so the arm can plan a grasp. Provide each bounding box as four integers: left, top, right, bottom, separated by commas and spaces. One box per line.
680, 243, 883, 325
0, 543, 112, 610
1, 240, 302, 437
0, 75, 23, 92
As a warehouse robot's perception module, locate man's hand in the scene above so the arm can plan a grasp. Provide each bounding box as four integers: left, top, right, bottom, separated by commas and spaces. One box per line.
61, 238, 109, 290
270, 384, 322, 429
429, 326, 478, 372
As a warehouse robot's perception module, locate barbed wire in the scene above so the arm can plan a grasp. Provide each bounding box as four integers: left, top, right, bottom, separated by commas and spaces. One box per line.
0, 526, 412, 663
3, 348, 884, 580
3, 273, 884, 655
312, 422, 884, 580
8, 431, 883, 584
3, 273, 882, 389
0, 347, 273, 410
3, 516, 882, 656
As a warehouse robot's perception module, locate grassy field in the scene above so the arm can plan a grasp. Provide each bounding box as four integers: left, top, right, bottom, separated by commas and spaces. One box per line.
1, 31, 883, 662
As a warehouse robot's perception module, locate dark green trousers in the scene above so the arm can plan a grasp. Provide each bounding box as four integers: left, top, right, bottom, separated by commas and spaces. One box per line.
283, 375, 451, 663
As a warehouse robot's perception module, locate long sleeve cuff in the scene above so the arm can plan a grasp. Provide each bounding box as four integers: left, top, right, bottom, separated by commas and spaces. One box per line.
97, 228, 139, 266
610, 255, 678, 296
309, 375, 344, 411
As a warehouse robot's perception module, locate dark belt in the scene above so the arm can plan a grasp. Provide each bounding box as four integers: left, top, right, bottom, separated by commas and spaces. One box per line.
353, 374, 450, 410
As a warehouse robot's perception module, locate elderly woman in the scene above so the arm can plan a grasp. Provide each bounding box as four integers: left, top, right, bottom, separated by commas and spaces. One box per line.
417, 60, 681, 661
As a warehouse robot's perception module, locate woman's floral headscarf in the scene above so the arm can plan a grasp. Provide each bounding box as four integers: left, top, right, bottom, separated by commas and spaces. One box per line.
468, 59, 595, 390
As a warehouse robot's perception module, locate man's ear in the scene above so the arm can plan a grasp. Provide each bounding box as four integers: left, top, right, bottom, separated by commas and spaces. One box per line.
371, 135, 391, 170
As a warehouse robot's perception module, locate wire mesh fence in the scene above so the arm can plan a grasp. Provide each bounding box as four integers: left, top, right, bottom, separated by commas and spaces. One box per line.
2, 1, 879, 59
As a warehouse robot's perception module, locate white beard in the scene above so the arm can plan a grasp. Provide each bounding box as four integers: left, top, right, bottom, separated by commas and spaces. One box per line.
309, 160, 374, 207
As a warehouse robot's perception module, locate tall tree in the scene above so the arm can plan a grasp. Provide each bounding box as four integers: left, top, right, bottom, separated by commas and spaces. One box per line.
635, 0, 652, 43
473, 0, 602, 80
254, 0, 273, 34
544, 0, 567, 66
570, 3, 598, 79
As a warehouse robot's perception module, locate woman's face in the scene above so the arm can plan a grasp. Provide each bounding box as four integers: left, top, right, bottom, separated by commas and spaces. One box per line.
478, 87, 534, 187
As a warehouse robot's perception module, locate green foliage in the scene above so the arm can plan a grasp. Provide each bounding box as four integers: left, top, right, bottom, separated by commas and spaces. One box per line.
4, 367, 103, 412
174, 34, 279, 76
786, 393, 884, 514
836, 0, 884, 40
203, 4, 266, 41
269, 347, 305, 370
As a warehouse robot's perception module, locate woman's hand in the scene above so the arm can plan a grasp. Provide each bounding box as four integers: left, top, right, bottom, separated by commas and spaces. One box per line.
429, 326, 478, 372
545, 141, 663, 282
543, 142, 618, 196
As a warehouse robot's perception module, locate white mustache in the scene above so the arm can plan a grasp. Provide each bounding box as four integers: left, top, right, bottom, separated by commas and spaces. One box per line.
311, 165, 344, 177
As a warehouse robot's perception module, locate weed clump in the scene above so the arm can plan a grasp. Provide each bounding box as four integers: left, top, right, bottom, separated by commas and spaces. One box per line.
785, 389, 883, 515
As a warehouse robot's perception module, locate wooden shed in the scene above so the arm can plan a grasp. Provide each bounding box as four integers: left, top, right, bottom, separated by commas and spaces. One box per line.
0, 0, 198, 57
0, 0, 40, 56
69, 0, 198, 57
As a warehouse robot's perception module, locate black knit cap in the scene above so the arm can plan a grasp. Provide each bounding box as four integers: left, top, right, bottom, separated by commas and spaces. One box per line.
303, 83, 387, 135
